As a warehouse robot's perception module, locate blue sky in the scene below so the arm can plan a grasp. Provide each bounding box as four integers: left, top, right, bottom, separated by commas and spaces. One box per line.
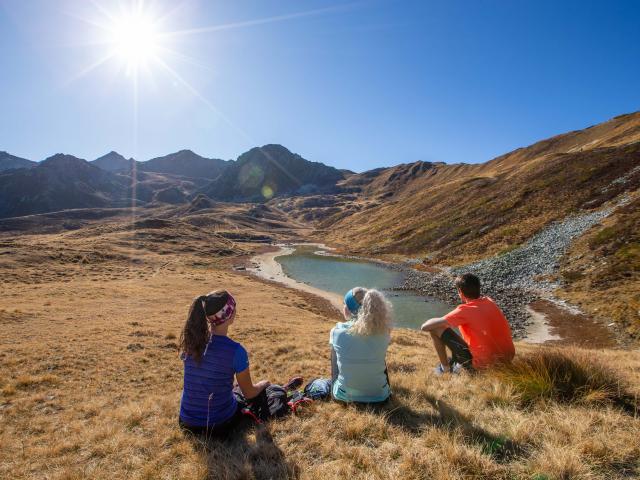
0, 1, 638, 171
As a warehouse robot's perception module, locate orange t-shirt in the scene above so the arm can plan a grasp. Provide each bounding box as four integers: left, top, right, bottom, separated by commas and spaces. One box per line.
444, 297, 515, 369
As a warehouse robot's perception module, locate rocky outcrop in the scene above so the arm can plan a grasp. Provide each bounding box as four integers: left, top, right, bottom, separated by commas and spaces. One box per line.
152, 186, 188, 204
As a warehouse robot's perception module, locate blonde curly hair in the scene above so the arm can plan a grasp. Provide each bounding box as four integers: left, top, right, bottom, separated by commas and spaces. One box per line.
349, 288, 394, 336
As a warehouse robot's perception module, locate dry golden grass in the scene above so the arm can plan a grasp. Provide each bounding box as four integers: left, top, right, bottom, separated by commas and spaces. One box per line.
490, 349, 638, 411
1, 228, 639, 479
557, 193, 640, 341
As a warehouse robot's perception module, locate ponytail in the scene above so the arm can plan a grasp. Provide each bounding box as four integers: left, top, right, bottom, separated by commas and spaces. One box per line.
350, 289, 393, 336
179, 295, 210, 364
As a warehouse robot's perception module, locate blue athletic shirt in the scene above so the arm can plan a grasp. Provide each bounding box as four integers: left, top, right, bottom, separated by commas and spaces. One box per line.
179, 335, 249, 427
330, 321, 391, 403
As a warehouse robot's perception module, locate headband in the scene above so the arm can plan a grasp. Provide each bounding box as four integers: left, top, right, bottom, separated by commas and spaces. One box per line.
344, 289, 361, 315
204, 293, 237, 326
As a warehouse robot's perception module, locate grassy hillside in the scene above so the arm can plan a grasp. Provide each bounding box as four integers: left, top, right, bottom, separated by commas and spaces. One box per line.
557, 193, 640, 339
319, 112, 640, 263
1, 225, 639, 479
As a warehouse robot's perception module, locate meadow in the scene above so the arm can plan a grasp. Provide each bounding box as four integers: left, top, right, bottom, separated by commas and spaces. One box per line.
1, 226, 639, 479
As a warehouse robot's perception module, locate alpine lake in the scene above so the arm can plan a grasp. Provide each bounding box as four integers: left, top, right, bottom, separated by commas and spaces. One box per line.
275, 245, 452, 329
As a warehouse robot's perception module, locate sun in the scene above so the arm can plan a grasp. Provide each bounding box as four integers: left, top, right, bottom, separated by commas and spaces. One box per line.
109, 12, 161, 73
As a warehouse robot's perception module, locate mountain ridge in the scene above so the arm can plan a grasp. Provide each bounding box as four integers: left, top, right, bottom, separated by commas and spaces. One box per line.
316, 111, 640, 260
202, 144, 344, 202
92, 151, 135, 172
138, 149, 229, 179
0, 151, 36, 171
0, 154, 138, 218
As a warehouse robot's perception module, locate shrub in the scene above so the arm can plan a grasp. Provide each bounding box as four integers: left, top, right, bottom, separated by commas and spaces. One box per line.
615, 242, 640, 264
589, 226, 617, 248
560, 269, 583, 282
491, 349, 637, 413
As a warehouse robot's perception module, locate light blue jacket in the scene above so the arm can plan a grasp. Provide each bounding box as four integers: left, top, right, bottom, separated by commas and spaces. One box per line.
330, 320, 391, 403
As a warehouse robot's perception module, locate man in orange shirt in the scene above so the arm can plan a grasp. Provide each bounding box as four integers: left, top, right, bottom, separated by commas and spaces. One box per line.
421, 273, 515, 374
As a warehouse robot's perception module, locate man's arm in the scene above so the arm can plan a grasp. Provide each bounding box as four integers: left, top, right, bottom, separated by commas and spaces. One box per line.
420, 317, 448, 332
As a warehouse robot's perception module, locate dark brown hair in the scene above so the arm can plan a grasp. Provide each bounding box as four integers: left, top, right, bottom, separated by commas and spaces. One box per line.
455, 273, 481, 299
179, 290, 230, 364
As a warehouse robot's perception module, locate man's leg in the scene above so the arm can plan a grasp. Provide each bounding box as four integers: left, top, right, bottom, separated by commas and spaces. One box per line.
429, 326, 451, 371
440, 328, 473, 371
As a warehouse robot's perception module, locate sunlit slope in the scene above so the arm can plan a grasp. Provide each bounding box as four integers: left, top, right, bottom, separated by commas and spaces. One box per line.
321, 112, 640, 264
557, 194, 640, 339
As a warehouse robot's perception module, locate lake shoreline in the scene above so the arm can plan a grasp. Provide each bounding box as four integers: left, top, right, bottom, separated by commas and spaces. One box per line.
248, 244, 344, 311
248, 243, 564, 343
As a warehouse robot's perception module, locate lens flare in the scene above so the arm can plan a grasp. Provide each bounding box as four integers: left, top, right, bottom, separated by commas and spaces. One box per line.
261, 185, 275, 199
239, 163, 265, 188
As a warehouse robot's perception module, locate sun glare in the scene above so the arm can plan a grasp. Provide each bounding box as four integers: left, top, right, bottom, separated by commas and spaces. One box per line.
70, 1, 354, 143
109, 12, 160, 72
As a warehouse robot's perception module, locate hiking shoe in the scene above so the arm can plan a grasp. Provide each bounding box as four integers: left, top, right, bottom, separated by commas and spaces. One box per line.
434, 363, 462, 376
433, 363, 450, 376
283, 376, 304, 392
450, 362, 463, 374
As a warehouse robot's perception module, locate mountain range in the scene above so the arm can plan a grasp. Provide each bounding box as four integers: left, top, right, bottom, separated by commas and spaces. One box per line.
0, 154, 136, 218
0, 144, 344, 217
91, 149, 229, 180
2, 113, 638, 226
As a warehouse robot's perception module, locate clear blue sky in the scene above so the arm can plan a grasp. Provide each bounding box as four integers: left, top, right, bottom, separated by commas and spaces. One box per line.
1, 1, 638, 171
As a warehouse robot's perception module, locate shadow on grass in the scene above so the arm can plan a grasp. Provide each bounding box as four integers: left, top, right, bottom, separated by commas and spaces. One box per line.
183, 417, 299, 480
350, 392, 525, 463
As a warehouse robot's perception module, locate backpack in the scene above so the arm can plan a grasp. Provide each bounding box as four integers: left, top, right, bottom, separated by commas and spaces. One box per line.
303, 378, 332, 400
242, 385, 290, 422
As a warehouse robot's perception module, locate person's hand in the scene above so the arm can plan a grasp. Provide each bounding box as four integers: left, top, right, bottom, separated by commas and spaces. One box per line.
255, 380, 271, 391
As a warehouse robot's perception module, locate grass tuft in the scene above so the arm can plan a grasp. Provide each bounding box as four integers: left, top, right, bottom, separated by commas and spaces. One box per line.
14, 374, 59, 390
491, 349, 636, 412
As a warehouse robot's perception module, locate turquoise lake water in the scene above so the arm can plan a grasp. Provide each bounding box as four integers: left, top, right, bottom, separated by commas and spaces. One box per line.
276, 246, 452, 330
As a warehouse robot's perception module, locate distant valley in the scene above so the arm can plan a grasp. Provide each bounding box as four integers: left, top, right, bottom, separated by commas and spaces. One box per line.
1, 111, 639, 341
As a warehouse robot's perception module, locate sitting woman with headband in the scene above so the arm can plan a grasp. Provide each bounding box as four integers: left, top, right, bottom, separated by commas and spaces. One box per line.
178, 290, 273, 437
329, 287, 394, 403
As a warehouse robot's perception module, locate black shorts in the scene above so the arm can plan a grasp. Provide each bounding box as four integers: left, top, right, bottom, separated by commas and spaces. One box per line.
178, 403, 243, 438
441, 328, 474, 370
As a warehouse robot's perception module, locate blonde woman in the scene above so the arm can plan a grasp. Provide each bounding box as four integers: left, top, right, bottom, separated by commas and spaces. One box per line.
329, 287, 393, 403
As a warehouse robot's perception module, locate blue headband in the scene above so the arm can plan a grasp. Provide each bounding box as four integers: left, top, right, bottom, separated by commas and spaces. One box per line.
344, 289, 361, 315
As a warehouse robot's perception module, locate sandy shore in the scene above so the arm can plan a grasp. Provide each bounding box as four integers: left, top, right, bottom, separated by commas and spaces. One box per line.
248, 245, 344, 311
523, 306, 562, 343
